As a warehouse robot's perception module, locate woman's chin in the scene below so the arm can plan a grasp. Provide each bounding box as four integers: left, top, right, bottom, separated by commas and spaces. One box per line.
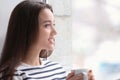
47, 45, 55, 50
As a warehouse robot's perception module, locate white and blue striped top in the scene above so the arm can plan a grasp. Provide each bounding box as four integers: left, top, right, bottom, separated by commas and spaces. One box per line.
13, 59, 66, 80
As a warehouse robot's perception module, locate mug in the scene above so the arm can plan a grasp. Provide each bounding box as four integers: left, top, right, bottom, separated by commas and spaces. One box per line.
73, 68, 88, 80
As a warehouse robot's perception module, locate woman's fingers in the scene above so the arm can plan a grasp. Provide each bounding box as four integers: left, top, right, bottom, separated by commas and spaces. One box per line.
66, 71, 84, 80
66, 71, 75, 80
88, 70, 95, 80
67, 69, 95, 80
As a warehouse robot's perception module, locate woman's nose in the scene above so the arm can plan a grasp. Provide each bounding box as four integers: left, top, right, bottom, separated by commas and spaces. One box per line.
53, 28, 57, 35
52, 27, 57, 35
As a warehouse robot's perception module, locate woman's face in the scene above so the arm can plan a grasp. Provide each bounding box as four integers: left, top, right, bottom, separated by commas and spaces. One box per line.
37, 8, 57, 50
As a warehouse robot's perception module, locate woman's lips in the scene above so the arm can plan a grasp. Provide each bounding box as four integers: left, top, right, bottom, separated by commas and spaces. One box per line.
48, 38, 55, 44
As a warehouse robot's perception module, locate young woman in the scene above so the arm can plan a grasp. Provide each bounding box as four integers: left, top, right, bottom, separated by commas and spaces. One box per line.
0, 0, 94, 80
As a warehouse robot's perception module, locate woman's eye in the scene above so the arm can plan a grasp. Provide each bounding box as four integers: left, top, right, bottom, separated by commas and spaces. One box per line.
44, 23, 55, 28
44, 24, 51, 28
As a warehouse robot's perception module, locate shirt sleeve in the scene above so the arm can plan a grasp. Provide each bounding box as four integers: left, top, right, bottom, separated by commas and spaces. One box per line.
13, 70, 23, 80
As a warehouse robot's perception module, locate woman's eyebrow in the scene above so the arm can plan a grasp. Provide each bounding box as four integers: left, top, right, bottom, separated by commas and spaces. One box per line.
42, 20, 51, 24
42, 20, 55, 24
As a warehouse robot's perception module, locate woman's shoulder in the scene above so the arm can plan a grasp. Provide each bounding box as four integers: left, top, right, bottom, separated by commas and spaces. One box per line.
15, 59, 64, 71
13, 69, 27, 80
42, 59, 64, 68
14, 59, 66, 80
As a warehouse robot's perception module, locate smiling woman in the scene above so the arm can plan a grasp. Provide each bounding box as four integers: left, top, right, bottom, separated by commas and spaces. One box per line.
0, 0, 94, 80
0, 1, 66, 80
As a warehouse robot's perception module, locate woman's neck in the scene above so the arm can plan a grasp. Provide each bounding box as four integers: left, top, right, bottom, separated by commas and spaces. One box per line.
22, 55, 41, 66
22, 46, 42, 66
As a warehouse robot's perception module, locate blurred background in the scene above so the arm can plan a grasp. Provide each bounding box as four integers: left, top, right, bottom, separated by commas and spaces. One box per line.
0, 0, 120, 80
72, 0, 120, 80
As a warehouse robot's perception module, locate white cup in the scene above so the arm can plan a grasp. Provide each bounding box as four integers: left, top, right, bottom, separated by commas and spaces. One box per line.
73, 69, 88, 80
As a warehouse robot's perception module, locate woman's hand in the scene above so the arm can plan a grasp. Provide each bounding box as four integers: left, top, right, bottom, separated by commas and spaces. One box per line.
66, 71, 84, 80
88, 70, 94, 80
66, 70, 94, 80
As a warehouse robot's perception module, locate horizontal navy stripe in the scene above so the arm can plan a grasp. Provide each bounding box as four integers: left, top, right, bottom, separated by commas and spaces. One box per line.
23, 76, 66, 80
52, 76, 66, 80
20, 63, 58, 71
22, 71, 66, 80
14, 72, 26, 76
44, 61, 52, 65
29, 67, 63, 75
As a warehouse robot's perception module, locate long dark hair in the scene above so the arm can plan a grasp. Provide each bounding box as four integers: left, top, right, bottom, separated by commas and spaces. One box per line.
0, 0, 53, 80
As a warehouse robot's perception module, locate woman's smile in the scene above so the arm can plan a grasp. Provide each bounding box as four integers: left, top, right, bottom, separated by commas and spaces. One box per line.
48, 37, 55, 44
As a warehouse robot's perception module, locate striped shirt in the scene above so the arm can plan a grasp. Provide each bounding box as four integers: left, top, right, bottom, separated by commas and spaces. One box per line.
13, 59, 66, 80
